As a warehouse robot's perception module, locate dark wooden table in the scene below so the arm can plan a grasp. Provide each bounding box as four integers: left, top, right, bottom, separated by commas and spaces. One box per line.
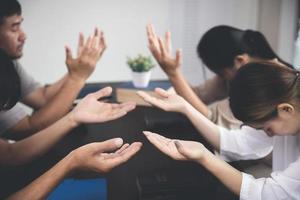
0, 81, 239, 200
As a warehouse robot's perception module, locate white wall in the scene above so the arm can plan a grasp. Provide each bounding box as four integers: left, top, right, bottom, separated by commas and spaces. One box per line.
20, 0, 171, 84
19, 0, 260, 85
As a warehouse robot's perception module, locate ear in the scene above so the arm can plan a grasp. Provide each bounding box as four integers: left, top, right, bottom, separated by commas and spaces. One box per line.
277, 103, 295, 117
234, 54, 250, 69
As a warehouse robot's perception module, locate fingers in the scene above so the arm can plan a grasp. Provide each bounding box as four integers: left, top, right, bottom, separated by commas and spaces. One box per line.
91, 87, 113, 99
105, 109, 128, 121
91, 138, 124, 153
115, 143, 130, 154
107, 142, 142, 167
65, 46, 73, 62
165, 31, 172, 53
77, 33, 84, 56
154, 88, 170, 98
174, 141, 188, 157
137, 91, 167, 110
118, 102, 136, 112
176, 49, 182, 66
143, 131, 168, 151
158, 37, 166, 58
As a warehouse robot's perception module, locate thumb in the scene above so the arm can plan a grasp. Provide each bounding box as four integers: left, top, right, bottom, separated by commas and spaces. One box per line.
91, 138, 123, 153
92, 87, 113, 99
174, 141, 189, 157
154, 87, 169, 98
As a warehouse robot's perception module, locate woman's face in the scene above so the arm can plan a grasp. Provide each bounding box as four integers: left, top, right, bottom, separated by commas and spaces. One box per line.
250, 104, 300, 137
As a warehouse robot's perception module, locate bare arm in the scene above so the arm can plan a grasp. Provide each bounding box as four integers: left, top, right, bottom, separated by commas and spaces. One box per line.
22, 75, 69, 109
144, 132, 242, 196
146, 24, 210, 116
7, 138, 142, 200
0, 113, 77, 166
138, 88, 220, 150
1, 87, 136, 165
7, 28, 107, 139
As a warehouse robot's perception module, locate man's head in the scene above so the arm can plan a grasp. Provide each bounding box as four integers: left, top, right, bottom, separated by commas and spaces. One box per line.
0, 0, 26, 59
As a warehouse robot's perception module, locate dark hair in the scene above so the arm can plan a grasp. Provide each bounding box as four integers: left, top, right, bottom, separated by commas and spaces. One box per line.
229, 62, 300, 124
0, 49, 21, 110
197, 25, 292, 75
0, 0, 21, 25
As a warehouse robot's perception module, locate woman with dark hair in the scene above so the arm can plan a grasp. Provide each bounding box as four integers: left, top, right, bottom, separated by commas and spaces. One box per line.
137, 62, 300, 199
146, 24, 290, 129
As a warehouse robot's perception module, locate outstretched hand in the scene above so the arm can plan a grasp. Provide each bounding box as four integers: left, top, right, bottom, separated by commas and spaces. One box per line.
137, 87, 189, 113
146, 23, 182, 77
71, 87, 136, 125
71, 138, 142, 173
143, 131, 207, 162
65, 27, 107, 81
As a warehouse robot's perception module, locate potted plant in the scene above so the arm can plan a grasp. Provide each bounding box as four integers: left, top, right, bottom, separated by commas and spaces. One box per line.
127, 54, 155, 88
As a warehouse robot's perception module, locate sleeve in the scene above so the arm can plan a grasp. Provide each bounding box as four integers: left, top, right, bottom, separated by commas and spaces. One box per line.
207, 98, 242, 130
192, 75, 229, 105
240, 157, 300, 200
13, 61, 42, 99
219, 126, 273, 162
0, 103, 28, 136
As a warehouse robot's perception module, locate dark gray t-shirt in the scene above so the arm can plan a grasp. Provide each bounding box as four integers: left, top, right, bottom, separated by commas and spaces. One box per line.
0, 61, 41, 135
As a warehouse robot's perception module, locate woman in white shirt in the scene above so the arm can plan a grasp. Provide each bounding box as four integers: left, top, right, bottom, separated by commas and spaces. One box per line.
138, 61, 300, 200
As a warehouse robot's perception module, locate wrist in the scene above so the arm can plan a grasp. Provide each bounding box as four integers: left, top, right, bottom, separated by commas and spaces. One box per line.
67, 73, 86, 86
182, 102, 194, 115
167, 68, 181, 79
196, 148, 214, 166
60, 152, 78, 175
66, 112, 80, 129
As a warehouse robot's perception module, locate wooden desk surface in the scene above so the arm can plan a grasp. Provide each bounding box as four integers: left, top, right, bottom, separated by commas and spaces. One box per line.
0, 82, 238, 200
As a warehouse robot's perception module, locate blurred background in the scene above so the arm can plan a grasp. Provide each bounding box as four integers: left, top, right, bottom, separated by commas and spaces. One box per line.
19, 0, 298, 85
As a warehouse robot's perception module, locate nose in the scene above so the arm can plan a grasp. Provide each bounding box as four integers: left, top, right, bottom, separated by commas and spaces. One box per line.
19, 29, 27, 42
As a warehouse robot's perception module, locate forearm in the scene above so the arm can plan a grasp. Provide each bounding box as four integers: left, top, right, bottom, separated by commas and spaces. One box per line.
169, 71, 210, 117
198, 150, 242, 195
43, 74, 68, 101
26, 76, 84, 134
6, 154, 75, 200
184, 104, 220, 150
6, 113, 77, 166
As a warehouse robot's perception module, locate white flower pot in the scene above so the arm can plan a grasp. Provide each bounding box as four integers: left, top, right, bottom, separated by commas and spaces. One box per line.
131, 71, 151, 88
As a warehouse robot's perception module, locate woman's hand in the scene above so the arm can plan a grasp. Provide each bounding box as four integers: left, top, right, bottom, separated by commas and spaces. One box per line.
143, 131, 208, 163
137, 87, 190, 113
146, 24, 182, 77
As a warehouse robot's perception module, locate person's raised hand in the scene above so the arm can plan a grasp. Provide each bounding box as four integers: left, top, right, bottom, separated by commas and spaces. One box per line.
65, 27, 107, 82
146, 23, 182, 77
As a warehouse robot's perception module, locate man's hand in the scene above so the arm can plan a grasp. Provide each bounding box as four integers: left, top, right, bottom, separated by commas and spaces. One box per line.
70, 138, 142, 173
70, 87, 136, 126
146, 23, 182, 77
65, 27, 106, 82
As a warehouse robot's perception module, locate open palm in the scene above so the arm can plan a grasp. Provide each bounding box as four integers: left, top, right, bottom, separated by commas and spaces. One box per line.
143, 131, 206, 162
137, 88, 188, 113
146, 24, 182, 77
72, 138, 142, 173
72, 87, 136, 124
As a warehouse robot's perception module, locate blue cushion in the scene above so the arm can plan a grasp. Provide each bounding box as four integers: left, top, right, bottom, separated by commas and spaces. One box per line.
47, 178, 107, 200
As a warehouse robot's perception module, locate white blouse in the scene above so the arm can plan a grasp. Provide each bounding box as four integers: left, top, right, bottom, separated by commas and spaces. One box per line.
219, 126, 300, 200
